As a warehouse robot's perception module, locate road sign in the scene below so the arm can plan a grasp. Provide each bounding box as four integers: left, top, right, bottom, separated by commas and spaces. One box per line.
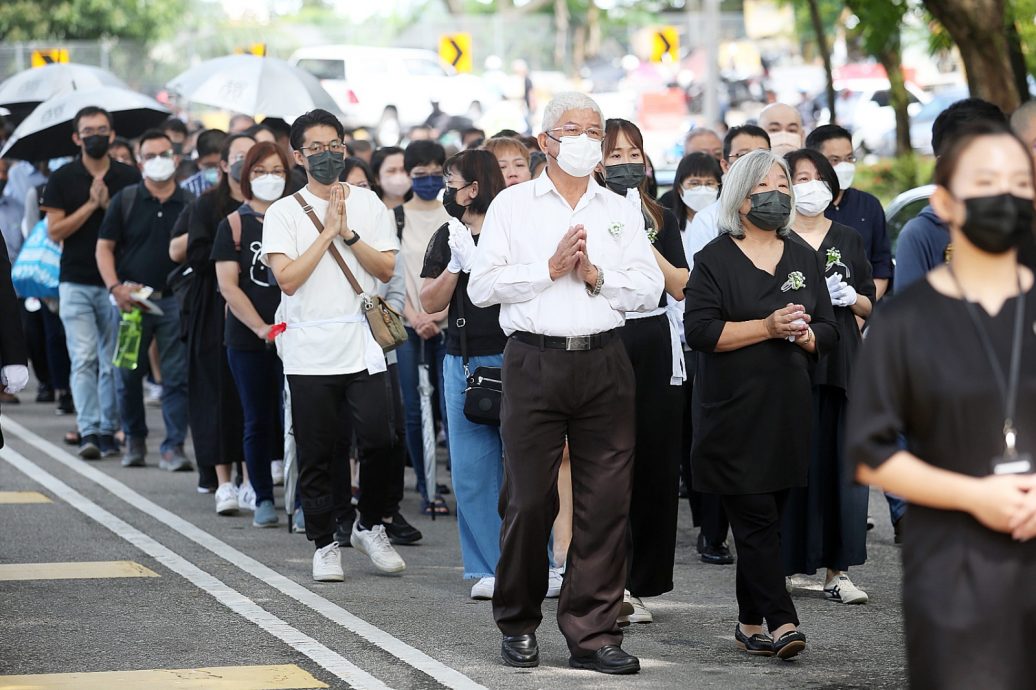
439, 33, 472, 74
234, 43, 267, 57
651, 27, 679, 64
31, 49, 69, 68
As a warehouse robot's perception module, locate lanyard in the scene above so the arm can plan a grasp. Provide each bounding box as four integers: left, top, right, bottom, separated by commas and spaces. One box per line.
948, 266, 1026, 457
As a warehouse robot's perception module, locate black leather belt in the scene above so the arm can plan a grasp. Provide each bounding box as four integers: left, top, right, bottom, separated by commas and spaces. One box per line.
511, 329, 617, 351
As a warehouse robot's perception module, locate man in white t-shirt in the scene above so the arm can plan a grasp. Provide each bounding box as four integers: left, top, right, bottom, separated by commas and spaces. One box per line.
261, 109, 406, 582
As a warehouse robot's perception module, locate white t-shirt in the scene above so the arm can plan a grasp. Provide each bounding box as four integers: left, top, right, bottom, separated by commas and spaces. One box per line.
260, 184, 399, 376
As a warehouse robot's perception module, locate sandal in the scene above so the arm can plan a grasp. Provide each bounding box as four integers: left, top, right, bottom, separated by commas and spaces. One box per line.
421, 496, 451, 516
64, 430, 81, 445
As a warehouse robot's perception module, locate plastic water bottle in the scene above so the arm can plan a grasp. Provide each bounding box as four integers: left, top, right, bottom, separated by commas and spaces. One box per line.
113, 310, 143, 369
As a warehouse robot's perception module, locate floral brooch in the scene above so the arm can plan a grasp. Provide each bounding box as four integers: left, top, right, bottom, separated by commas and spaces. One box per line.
826, 247, 850, 277
608, 221, 624, 238
781, 271, 806, 292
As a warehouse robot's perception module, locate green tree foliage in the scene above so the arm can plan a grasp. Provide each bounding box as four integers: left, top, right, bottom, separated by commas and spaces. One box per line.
0, 0, 186, 41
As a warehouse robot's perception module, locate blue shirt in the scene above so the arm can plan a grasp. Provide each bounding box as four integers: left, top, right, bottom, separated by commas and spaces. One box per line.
825, 187, 893, 280
893, 205, 948, 294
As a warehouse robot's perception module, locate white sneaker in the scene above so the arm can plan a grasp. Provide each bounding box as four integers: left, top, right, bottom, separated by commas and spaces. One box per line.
350, 522, 406, 573
546, 566, 563, 599
312, 542, 344, 582
215, 483, 238, 515
470, 577, 495, 600
618, 589, 635, 626
629, 595, 653, 624
144, 381, 163, 407
271, 460, 285, 486
824, 573, 869, 605
237, 483, 256, 512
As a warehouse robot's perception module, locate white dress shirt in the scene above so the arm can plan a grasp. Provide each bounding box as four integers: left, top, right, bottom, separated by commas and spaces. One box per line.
684, 199, 721, 272
468, 172, 663, 337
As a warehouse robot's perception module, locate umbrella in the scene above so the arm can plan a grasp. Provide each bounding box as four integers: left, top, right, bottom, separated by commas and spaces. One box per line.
166, 55, 340, 123
0, 63, 129, 121
418, 340, 439, 520
282, 378, 299, 529
0, 86, 169, 161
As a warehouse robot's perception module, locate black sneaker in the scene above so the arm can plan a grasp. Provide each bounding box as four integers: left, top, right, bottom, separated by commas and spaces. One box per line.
56, 391, 75, 415
98, 434, 120, 458
78, 434, 101, 460
334, 515, 355, 547
383, 512, 423, 545
36, 385, 55, 403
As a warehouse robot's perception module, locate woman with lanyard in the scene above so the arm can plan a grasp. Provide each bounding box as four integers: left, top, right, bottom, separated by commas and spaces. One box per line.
782, 148, 874, 605
596, 118, 689, 625
419, 149, 507, 599
849, 121, 1036, 689
211, 141, 289, 528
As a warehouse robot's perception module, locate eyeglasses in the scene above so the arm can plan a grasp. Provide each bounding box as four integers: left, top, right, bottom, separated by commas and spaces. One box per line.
548, 125, 605, 142
827, 155, 857, 165
78, 127, 111, 137
298, 141, 346, 156
141, 150, 175, 162
250, 167, 286, 178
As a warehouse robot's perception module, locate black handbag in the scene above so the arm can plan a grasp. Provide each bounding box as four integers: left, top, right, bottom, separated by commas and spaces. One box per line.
457, 286, 502, 426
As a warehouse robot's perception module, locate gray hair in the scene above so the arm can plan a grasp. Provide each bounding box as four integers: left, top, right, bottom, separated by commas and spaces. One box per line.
1010, 100, 1036, 138
718, 149, 796, 238
541, 92, 605, 133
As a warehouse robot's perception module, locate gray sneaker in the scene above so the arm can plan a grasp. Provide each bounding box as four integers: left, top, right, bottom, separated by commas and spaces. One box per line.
121, 437, 147, 467
159, 446, 194, 472
253, 500, 279, 528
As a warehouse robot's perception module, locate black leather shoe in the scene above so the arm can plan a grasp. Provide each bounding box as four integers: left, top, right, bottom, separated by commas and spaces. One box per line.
773, 630, 806, 660
698, 532, 735, 565
383, 512, 423, 545
734, 625, 774, 656
501, 634, 538, 668
569, 645, 640, 674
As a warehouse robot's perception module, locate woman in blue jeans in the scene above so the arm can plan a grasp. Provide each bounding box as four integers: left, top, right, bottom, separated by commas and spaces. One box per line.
419, 149, 508, 599
211, 141, 290, 527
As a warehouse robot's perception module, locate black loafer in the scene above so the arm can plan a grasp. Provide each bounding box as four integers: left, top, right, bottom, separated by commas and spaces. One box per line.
383, 512, 423, 545
773, 630, 806, 660
569, 645, 640, 675
501, 634, 538, 668
734, 625, 774, 656
698, 533, 735, 565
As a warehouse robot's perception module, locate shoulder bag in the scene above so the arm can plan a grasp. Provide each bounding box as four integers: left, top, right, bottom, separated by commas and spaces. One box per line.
456, 286, 502, 426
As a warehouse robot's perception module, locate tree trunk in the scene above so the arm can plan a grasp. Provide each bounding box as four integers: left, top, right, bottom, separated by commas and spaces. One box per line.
806, 0, 837, 125
923, 0, 1021, 112
877, 39, 913, 157
1004, 8, 1030, 106
586, 0, 602, 60
554, 0, 569, 72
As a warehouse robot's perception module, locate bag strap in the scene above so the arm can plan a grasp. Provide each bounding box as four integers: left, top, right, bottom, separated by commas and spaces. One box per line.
292, 191, 364, 297
120, 183, 139, 227
455, 275, 469, 371
228, 211, 243, 251
394, 205, 405, 239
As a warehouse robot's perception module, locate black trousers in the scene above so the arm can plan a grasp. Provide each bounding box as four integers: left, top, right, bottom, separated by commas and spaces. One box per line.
721, 490, 799, 631
494, 337, 635, 657
288, 369, 405, 547
682, 349, 728, 543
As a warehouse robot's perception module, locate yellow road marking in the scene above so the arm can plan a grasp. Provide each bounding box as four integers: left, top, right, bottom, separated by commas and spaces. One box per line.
0, 664, 328, 689
0, 560, 158, 581
0, 491, 51, 504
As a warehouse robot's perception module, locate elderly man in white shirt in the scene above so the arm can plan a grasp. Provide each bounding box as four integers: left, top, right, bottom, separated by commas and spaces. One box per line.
469, 92, 663, 675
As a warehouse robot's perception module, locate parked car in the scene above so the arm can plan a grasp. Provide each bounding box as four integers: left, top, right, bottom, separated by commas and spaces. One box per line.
885, 184, 935, 256
814, 79, 929, 156
290, 45, 501, 143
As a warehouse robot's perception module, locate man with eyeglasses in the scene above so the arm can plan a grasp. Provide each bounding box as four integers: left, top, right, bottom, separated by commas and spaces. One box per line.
41, 106, 140, 460
806, 124, 893, 300
96, 129, 192, 471
469, 92, 663, 675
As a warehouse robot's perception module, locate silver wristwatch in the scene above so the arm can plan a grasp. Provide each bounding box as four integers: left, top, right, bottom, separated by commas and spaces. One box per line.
586, 265, 604, 296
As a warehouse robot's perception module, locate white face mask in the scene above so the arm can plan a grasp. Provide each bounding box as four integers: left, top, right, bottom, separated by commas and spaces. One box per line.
552, 133, 602, 178
381, 173, 411, 198
793, 179, 833, 217
833, 161, 855, 190
769, 130, 803, 155
142, 156, 176, 182
681, 185, 718, 212
251, 174, 285, 202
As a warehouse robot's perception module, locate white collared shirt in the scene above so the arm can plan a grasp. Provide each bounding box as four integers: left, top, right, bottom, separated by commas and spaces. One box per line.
468, 172, 664, 337
684, 199, 721, 272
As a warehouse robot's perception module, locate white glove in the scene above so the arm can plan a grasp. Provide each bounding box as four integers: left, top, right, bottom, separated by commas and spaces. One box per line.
446, 219, 477, 273
828, 273, 858, 307
1, 364, 30, 394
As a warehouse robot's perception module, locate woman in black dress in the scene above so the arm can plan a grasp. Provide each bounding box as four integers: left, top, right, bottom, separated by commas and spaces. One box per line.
596, 119, 689, 625
782, 148, 874, 605
849, 123, 1036, 690
685, 149, 838, 660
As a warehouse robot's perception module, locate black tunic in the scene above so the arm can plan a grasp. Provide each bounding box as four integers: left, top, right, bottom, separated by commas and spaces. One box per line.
847, 278, 1036, 690
684, 233, 838, 495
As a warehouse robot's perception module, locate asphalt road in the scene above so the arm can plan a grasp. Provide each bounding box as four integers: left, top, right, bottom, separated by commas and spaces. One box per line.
0, 398, 908, 689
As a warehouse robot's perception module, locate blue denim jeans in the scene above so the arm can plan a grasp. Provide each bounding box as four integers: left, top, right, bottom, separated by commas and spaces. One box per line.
443, 353, 504, 579
395, 327, 449, 502
58, 282, 118, 437
112, 296, 188, 453
227, 347, 282, 505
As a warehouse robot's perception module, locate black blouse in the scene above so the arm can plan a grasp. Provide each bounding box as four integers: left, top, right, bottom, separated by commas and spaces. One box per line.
649, 208, 688, 308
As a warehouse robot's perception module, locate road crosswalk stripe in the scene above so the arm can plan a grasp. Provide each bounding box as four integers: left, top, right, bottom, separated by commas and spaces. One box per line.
0, 490, 51, 503
0, 663, 327, 689
0, 560, 158, 581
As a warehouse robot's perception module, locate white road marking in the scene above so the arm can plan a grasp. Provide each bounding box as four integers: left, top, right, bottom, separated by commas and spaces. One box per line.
2, 418, 487, 690
0, 444, 388, 690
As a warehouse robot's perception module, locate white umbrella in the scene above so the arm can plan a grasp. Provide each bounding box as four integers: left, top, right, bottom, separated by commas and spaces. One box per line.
166, 55, 340, 122
0, 63, 128, 117
418, 341, 440, 520
283, 377, 299, 529
0, 86, 169, 161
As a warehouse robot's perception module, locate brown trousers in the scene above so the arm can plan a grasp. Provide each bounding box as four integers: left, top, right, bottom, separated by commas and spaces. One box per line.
493, 336, 636, 656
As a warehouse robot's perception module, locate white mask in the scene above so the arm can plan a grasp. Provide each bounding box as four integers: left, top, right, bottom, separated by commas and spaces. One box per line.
681, 185, 718, 212
769, 130, 803, 155
552, 133, 602, 178
251, 174, 285, 202
381, 173, 411, 198
142, 156, 176, 182
793, 180, 833, 217
833, 161, 855, 190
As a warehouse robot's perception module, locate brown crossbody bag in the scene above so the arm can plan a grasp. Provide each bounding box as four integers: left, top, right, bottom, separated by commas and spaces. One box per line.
293, 191, 407, 352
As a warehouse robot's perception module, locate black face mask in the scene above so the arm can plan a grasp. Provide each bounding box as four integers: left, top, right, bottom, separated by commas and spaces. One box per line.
961, 193, 1035, 254
229, 159, 245, 182
305, 150, 346, 185
746, 190, 792, 231
443, 183, 473, 220
604, 163, 646, 194
82, 134, 110, 160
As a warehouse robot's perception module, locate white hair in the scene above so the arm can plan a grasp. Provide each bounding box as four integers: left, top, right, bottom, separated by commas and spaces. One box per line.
718, 149, 796, 238
541, 92, 605, 133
